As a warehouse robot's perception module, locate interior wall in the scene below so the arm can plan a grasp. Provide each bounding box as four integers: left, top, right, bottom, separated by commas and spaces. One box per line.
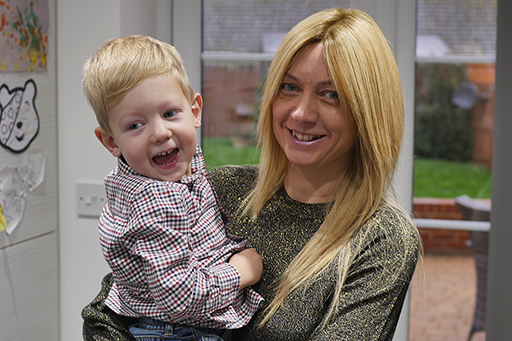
0, 0, 59, 339
58, 2, 122, 340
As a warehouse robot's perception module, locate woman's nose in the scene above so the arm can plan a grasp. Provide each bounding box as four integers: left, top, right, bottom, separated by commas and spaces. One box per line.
149, 121, 172, 143
291, 94, 317, 124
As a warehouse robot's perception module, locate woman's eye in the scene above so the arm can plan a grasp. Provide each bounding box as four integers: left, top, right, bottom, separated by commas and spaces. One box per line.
326, 91, 339, 99
128, 122, 143, 130
282, 83, 298, 92
163, 110, 178, 118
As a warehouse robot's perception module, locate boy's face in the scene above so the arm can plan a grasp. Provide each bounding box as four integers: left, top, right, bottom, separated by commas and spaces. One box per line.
95, 75, 202, 182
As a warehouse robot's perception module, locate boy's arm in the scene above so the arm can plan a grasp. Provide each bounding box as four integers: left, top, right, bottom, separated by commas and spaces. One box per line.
118, 182, 241, 321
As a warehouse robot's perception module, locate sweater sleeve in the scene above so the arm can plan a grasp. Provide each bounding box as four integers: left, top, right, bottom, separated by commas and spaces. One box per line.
255, 208, 420, 341
310, 230, 418, 340
309, 215, 419, 340
81, 273, 137, 341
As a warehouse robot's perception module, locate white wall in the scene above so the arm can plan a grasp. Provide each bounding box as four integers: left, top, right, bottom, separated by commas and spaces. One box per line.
58, 2, 122, 340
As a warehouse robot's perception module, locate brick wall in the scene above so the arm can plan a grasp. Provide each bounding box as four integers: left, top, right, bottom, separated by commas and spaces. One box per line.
413, 198, 472, 254
466, 63, 495, 169
202, 65, 261, 138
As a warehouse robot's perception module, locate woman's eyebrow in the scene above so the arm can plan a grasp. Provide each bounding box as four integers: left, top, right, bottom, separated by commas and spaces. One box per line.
283, 73, 334, 88
317, 80, 335, 88
282, 73, 299, 82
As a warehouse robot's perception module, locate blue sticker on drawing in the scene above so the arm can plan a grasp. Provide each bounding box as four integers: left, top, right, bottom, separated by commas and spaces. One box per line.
0, 79, 40, 153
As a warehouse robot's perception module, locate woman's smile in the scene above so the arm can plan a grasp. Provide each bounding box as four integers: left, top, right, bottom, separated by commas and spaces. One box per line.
272, 42, 357, 175
290, 129, 324, 142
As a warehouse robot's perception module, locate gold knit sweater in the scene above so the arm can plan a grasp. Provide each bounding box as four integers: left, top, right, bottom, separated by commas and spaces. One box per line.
82, 166, 420, 341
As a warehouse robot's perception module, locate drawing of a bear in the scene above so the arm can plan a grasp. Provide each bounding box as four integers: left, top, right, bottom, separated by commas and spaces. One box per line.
0, 79, 40, 153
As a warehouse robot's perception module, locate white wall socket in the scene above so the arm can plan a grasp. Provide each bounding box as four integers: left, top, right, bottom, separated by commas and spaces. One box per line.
77, 182, 106, 218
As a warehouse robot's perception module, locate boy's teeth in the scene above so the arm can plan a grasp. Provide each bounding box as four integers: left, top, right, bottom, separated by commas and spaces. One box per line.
153, 148, 178, 165
157, 149, 174, 156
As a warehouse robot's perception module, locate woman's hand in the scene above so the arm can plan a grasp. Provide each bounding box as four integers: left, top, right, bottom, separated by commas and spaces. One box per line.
228, 248, 263, 289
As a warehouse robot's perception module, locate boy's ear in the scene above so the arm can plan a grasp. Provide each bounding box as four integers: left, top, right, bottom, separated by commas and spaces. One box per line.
94, 127, 121, 157
191, 93, 203, 129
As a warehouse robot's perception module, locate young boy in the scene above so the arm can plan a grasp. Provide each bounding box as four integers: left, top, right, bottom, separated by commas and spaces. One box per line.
82, 35, 263, 340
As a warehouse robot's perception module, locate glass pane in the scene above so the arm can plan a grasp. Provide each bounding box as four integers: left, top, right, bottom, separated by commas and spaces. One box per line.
202, 0, 349, 170
411, 1, 496, 340
413, 0, 496, 209
202, 59, 265, 170
203, 0, 349, 53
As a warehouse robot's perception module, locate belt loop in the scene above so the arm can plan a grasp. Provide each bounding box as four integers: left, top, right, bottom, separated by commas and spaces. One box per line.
164, 321, 175, 335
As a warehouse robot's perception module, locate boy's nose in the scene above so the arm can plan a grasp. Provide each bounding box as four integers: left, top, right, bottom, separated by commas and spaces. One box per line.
149, 122, 172, 143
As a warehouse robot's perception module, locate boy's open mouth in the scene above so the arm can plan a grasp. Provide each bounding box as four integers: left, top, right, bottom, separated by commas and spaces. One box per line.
153, 148, 178, 165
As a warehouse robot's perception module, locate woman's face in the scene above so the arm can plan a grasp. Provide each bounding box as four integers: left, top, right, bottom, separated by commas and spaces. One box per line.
272, 42, 357, 177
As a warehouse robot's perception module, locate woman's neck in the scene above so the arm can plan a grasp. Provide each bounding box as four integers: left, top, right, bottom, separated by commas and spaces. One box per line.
284, 166, 341, 204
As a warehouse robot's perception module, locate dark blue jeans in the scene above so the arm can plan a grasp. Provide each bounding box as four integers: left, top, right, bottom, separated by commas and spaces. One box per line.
129, 317, 231, 341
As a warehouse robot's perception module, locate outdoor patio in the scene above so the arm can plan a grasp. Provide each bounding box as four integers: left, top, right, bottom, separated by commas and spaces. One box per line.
409, 255, 486, 341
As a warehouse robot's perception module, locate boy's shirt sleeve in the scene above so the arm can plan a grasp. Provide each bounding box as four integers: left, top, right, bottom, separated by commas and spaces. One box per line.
102, 180, 241, 323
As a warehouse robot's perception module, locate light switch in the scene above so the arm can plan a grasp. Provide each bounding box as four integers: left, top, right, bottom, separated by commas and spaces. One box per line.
77, 182, 106, 217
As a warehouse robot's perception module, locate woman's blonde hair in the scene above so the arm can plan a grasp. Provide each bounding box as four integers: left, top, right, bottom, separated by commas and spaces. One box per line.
246, 8, 412, 326
82, 35, 195, 134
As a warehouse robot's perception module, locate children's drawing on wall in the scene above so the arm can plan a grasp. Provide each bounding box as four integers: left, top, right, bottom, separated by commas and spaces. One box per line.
0, 148, 45, 233
0, 202, 6, 231
0, 79, 39, 153
0, 0, 49, 72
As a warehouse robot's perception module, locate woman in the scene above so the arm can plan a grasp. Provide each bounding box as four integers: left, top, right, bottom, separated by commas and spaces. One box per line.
82, 8, 420, 340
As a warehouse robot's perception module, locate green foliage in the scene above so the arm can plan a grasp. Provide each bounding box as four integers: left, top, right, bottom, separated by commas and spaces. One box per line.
203, 137, 490, 199
413, 157, 491, 199
203, 137, 261, 171
414, 64, 474, 161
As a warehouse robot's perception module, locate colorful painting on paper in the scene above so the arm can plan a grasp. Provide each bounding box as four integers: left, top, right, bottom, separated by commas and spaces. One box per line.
0, 0, 49, 72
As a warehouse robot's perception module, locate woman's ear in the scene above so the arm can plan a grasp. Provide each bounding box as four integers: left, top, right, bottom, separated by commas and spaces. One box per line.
94, 127, 121, 157
191, 93, 203, 129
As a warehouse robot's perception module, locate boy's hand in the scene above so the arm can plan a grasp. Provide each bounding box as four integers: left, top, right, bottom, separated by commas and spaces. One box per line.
228, 248, 263, 289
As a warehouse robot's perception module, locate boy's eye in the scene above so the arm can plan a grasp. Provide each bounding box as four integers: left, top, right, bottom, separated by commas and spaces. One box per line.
128, 122, 143, 130
163, 110, 178, 118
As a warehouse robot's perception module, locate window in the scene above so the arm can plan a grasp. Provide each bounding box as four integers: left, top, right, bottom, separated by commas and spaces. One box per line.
413, 0, 496, 240
410, 1, 496, 340
201, 0, 349, 170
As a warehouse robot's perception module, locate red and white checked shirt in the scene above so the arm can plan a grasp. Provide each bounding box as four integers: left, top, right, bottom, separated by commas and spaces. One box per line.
99, 147, 263, 329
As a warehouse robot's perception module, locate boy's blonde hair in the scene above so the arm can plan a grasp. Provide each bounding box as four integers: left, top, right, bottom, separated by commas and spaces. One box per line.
83, 35, 195, 134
